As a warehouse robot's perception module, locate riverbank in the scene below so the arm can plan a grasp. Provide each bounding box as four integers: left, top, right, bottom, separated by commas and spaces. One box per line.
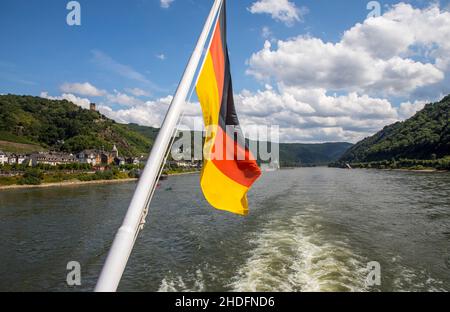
0, 171, 200, 191
330, 157, 450, 172
334, 167, 448, 173
388, 168, 448, 173
359, 167, 447, 173
0, 178, 138, 190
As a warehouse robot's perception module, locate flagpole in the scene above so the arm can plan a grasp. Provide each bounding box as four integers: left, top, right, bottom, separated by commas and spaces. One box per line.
95, 0, 223, 292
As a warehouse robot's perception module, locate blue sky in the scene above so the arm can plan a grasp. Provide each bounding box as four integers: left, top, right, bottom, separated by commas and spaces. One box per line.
0, 0, 376, 96
1, 0, 450, 143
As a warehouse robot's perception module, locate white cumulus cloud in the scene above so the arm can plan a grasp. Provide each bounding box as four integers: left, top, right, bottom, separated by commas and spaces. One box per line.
60, 82, 106, 97
247, 3, 450, 97
125, 87, 151, 97
247, 37, 443, 97
107, 91, 144, 106
40, 92, 91, 110
249, 0, 308, 26
234, 86, 401, 143
98, 96, 173, 128
397, 100, 427, 119
160, 0, 174, 9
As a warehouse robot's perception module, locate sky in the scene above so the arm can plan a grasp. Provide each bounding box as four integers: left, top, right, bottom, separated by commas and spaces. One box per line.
1, 0, 450, 143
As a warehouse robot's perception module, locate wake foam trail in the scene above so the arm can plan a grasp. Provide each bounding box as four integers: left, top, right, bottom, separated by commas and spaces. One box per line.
390, 256, 447, 292
230, 213, 369, 292
158, 269, 206, 292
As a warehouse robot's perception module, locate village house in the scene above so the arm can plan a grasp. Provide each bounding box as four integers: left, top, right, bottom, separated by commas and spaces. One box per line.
77, 149, 102, 166
0, 151, 8, 165
30, 152, 77, 166
99, 145, 119, 165
101, 153, 112, 165
21, 157, 33, 167
0, 144, 143, 168
77, 145, 121, 166
4, 153, 27, 165
7, 153, 17, 165
113, 146, 127, 166
114, 157, 126, 166
125, 157, 140, 166
16, 154, 27, 165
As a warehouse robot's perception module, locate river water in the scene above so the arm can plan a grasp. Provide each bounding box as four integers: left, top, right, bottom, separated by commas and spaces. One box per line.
0, 168, 449, 292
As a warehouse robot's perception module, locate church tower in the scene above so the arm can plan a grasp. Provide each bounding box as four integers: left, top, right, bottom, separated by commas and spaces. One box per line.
112, 145, 119, 158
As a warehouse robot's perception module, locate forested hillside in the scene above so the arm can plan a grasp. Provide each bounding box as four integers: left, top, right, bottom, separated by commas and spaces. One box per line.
335, 95, 450, 169
0, 95, 156, 156
279, 142, 353, 166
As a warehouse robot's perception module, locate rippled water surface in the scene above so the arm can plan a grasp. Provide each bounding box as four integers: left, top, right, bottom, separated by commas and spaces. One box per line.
0, 168, 449, 291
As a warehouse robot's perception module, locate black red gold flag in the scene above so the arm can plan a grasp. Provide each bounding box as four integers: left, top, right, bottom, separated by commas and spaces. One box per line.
196, 0, 262, 215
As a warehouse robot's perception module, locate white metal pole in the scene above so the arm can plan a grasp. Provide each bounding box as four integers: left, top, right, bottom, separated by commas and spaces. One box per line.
95, 0, 223, 292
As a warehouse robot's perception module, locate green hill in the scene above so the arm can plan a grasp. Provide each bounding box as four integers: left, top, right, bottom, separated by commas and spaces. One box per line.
0, 94, 156, 157
126, 123, 159, 144
278, 142, 353, 166
336, 95, 450, 168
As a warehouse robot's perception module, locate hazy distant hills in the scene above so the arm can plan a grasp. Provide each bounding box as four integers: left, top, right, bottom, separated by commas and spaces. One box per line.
278, 142, 353, 166
338, 95, 450, 164
0, 94, 352, 165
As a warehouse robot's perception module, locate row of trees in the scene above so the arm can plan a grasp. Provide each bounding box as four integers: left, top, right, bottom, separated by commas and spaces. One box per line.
0, 162, 146, 186
0, 167, 142, 186
335, 157, 450, 171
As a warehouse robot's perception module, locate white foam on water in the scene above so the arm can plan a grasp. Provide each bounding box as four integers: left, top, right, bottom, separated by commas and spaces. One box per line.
158, 269, 205, 292
158, 276, 185, 292
230, 214, 369, 292
157, 207, 448, 292
391, 264, 447, 292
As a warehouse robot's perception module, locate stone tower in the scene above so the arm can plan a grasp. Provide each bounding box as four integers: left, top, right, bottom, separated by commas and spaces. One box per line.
111, 145, 119, 158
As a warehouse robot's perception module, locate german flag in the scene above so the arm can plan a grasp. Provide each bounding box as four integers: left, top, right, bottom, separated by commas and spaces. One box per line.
196, 0, 261, 216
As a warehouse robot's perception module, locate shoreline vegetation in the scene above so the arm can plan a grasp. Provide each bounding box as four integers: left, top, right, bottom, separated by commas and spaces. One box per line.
0, 178, 138, 190
330, 157, 450, 172
346, 167, 446, 173
0, 162, 201, 189
0, 169, 200, 190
